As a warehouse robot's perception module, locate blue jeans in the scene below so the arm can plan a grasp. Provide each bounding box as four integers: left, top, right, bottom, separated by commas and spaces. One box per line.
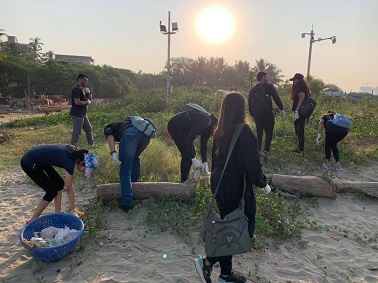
119, 127, 150, 206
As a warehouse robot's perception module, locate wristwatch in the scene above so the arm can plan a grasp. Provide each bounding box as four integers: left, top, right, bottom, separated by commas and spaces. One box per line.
110, 150, 116, 156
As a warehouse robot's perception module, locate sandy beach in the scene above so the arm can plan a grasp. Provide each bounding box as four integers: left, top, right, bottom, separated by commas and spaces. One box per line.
0, 163, 377, 283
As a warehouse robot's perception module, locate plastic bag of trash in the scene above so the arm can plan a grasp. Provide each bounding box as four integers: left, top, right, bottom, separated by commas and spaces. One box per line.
40, 226, 60, 239
54, 226, 80, 245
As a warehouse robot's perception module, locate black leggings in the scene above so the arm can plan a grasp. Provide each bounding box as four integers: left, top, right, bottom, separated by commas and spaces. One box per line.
325, 124, 348, 162
254, 112, 275, 152
168, 129, 195, 183
294, 116, 306, 152
21, 159, 64, 202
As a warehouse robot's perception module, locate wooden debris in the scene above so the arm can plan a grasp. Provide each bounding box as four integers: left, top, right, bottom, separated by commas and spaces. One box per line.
97, 180, 196, 201
331, 180, 378, 198
0, 131, 14, 143
271, 174, 337, 199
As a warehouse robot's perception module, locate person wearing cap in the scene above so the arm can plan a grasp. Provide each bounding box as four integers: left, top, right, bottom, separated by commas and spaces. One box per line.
21, 144, 98, 222
167, 105, 218, 183
289, 73, 311, 156
248, 71, 285, 162
69, 73, 94, 147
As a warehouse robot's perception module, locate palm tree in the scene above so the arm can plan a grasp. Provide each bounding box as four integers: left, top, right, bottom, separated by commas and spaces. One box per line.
43, 50, 55, 62
252, 58, 284, 86
29, 37, 44, 60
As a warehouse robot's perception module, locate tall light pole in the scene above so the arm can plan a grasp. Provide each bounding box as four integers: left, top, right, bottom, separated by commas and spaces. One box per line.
302, 25, 336, 79
160, 11, 178, 112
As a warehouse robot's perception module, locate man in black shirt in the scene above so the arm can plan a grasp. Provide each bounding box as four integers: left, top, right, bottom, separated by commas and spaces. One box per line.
248, 71, 285, 162
69, 74, 93, 146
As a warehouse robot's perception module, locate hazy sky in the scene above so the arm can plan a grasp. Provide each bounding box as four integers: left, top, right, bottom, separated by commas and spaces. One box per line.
1, 0, 377, 92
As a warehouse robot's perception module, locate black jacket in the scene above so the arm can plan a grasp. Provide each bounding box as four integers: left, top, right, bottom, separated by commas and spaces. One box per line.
167, 110, 214, 161
248, 82, 283, 117
210, 124, 267, 231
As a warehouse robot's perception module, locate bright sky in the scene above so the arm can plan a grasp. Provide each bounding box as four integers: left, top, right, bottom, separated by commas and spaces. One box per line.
1, 0, 377, 92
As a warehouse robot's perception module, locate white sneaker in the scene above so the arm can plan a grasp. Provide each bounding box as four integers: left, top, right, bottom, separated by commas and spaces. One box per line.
322, 162, 331, 170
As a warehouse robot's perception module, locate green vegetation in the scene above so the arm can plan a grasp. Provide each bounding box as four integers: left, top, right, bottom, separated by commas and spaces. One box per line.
0, 87, 377, 249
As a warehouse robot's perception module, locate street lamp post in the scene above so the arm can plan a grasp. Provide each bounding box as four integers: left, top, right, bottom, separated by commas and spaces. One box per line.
302, 25, 336, 78
160, 11, 178, 112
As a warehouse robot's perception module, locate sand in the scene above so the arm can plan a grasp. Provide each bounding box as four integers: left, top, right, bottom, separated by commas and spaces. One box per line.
0, 164, 377, 282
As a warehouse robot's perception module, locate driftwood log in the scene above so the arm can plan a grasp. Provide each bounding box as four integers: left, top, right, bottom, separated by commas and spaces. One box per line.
96, 181, 196, 201
271, 174, 337, 199
331, 180, 378, 198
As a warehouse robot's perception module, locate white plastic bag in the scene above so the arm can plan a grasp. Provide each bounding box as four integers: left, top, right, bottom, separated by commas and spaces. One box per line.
40, 226, 60, 239
54, 226, 79, 245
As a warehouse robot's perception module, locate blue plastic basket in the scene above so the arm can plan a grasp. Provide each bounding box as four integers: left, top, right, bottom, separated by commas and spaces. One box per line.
19, 213, 84, 262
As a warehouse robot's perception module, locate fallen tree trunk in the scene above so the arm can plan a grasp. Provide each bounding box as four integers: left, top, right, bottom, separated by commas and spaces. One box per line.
271, 174, 337, 199
331, 180, 378, 198
96, 181, 196, 201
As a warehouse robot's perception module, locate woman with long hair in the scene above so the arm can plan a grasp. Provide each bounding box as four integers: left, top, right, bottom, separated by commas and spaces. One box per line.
289, 73, 311, 156
316, 111, 349, 170
195, 92, 269, 283
21, 144, 98, 223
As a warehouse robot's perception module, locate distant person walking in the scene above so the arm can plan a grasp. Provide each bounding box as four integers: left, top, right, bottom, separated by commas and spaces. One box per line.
248, 71, 286, 162
69, 74, 94, 146
316, 111, 349, 170
289, 73, 310, 156
167, 104, 218, 183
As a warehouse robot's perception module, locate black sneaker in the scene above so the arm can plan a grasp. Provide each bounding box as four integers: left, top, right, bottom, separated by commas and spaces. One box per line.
194, 257, 212, 283
218, 272, 246, 283
118, 204, 133, 213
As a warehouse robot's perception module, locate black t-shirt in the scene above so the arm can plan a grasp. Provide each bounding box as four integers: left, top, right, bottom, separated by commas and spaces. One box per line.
21, 144, 76, 175
292, 85, 309, 111
69, 85, 88, 118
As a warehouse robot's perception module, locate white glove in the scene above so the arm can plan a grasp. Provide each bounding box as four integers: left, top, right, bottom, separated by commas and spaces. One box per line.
191, 158, 202, 168
112, 152, 122, 165
316, 133, 322, 145
202, 162, 209, 174
263, 184, 271, 194
293, 111, 299, 121
281, 110, 286, 119
86, 100, 91, 105
83, 87, 91, 94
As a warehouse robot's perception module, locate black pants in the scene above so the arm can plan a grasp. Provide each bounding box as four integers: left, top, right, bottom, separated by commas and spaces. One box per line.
207, 255, 233, 275
168, 128, 195, 182
21, 159, 64, 202
294, 116, 306, 152
254, 113, 275, 152
325, 123, 348, 162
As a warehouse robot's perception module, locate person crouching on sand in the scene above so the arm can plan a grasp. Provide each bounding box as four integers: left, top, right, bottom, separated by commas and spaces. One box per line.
21, 144, 98, 223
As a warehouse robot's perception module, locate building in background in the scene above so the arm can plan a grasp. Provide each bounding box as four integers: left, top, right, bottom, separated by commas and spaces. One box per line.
55, 54, 94, 65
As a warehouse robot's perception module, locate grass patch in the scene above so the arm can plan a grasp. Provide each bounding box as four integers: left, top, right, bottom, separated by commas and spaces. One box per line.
1, 88, 377, 249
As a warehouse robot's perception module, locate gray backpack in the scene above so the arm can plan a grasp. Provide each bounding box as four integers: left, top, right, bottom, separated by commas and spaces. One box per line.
128, 116, 156, 138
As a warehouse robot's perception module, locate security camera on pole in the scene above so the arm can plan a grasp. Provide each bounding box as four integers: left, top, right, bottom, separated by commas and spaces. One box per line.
302, 25, 336, 79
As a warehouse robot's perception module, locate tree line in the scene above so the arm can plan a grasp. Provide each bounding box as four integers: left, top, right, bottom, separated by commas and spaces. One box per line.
0, 35, 338, 99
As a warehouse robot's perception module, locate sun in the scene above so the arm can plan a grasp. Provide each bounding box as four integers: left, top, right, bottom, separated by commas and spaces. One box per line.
196, 6, 235, 44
